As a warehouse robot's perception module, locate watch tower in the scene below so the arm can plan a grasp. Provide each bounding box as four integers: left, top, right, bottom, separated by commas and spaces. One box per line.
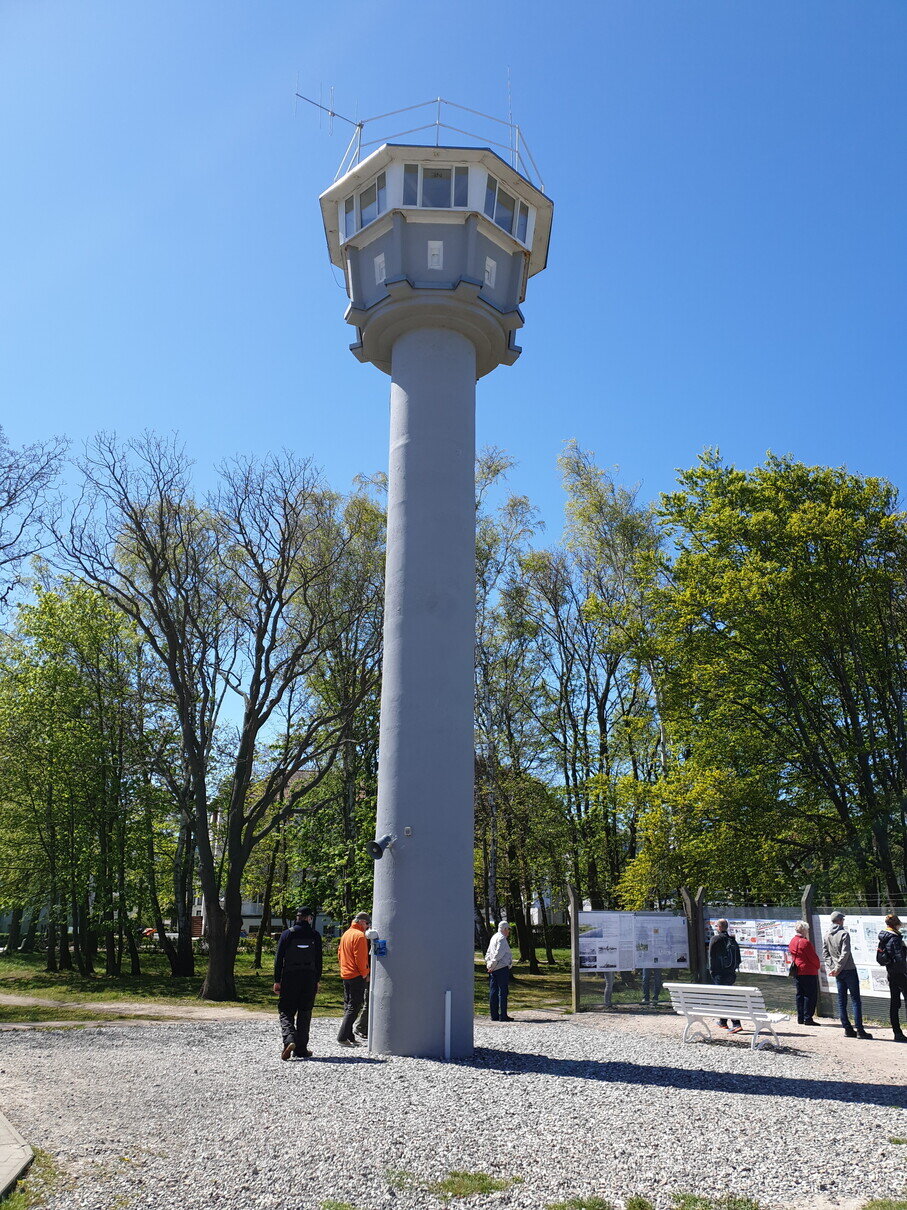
320, 120, 553, 1059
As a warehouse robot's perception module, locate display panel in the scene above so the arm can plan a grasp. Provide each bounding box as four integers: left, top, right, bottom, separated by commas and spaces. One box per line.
578, 911, 689, 971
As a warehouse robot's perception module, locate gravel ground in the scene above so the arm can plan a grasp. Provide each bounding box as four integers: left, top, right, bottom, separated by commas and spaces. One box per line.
1, 1016, 905, 1210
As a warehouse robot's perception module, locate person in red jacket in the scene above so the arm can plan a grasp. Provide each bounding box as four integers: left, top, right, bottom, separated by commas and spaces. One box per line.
788, 921, 821, 1026
337, 912, 371, 1047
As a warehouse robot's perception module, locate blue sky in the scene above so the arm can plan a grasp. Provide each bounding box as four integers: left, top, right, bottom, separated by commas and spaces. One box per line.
2, 1, 905, 533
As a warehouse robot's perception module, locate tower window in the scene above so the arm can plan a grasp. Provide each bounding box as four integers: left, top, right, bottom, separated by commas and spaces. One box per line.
341, 171, 388, 239
422, 168, 452, 208
402, 163, 471, 209
484, 175, 531, 244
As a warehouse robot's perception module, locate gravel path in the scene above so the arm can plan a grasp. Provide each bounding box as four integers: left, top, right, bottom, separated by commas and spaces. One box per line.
1, 1017, 905, 1210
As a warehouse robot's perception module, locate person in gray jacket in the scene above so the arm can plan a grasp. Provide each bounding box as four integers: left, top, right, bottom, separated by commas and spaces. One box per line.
823, 911, 872, 1039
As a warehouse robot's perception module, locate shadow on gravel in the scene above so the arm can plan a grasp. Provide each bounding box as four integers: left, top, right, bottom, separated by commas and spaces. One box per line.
465, 1049, 905, 1108
304, 1056, 387, 1065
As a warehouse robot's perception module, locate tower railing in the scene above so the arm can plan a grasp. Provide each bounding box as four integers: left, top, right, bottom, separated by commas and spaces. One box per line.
318, 97, 544, 192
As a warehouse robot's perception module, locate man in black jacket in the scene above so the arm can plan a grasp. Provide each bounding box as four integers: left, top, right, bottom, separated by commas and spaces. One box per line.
877, 914, 907, 1042
273, 907, 323, 1060
708, 918, 743, 1032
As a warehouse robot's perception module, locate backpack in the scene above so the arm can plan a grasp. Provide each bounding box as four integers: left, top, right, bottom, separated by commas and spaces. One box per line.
282, 928, 321, 976
714, 934, 739, 972
877, 931, 907, 975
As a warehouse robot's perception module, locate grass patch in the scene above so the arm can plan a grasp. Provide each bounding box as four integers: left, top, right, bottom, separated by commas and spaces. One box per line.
427, 1170, 521, 1198
384, 1170, 415, 1192
0, 949, 574, 1016
625, 1200, 655, 1210
673, 1197, 763, 1210
2, 1148, 65, 1208
545, 1198, 615, 1210
862, 1202, 907, 1210
320, 1202, 363, 1210
887, 1138, 907, 1145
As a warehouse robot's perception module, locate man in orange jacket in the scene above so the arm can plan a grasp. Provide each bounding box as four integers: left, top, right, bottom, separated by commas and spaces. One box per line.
337, 911, 371, 1046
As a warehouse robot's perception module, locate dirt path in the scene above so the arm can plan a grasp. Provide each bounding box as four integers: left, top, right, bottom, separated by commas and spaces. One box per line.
574, 1003, 904, 1086
0, 991, 271, 1025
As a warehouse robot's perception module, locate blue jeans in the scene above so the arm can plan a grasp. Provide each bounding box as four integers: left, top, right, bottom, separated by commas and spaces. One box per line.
835, 968, 863, 1031
711, 970, 740, 1028
489, 967, 510, 1020
642, 969, 662, 1004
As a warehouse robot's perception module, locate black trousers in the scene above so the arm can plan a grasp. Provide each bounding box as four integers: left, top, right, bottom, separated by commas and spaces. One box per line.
888, 971, 907, 1035
278, 972, 318, 1053
795, 973, 819, 1023
338, 975, 367, 1042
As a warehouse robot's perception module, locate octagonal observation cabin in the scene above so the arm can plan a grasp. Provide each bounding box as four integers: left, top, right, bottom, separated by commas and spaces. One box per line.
319, 143, 553, 378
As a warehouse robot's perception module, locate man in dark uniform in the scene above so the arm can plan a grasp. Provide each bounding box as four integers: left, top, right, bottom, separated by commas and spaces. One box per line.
273, 906, 323, 1060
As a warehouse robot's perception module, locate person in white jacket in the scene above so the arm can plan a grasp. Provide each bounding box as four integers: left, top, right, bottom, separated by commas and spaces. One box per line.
485, 921, 514, 1021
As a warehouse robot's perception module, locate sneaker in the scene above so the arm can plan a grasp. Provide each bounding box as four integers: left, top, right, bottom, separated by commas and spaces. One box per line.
843, 1027, 858, 1037
281, 1042, 296, 1061
338, 1038, 359, 1047
893, 1033, 907, 1043
729, 1026, 743, 1034
717, 1023, 730, 1030
297, 1048, 313, 1058
803, 1018, 819, 1026
856, 1031, 873, 1040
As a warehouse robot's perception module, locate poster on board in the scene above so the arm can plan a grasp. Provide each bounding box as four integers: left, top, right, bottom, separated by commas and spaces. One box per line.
706, 917, 800, 978
814, 913, 891, 999
578, 911, 689, 972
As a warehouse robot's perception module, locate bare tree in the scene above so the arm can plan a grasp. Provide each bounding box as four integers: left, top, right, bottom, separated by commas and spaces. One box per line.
58, 433, 382, 998
0, 426, 67, 602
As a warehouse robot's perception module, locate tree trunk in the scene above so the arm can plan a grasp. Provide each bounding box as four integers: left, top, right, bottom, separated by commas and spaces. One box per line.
20, 911, 38, 953
199, 898, 239, 1000
3, 907, 23, 955
172, 817, 196, 978
45, 916, 58, 973
57, 895, 73, 972
253, 839, 280, 971
474, 893, 491, 953
507, 850, 538, 974
125, 924, 142, 976
538, 896, 556, 965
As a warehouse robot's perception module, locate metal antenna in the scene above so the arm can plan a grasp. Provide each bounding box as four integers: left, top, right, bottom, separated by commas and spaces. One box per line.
506, 68, 514, 168
295, 88, 361, 132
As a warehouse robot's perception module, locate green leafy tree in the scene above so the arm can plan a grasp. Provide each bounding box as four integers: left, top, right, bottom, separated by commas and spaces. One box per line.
642, 451, 907, 901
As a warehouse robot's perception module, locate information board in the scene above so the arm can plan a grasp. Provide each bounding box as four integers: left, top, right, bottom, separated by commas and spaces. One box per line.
703, 913, 891, 998
706, 917, 800, 978
814, 913, 890, 999
578, 911, 689, 972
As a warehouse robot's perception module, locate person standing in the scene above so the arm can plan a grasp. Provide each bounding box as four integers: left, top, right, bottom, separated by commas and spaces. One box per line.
337, 912, 371, 1047
708, 919, 742, 1032
485, 921, 514, 1021
823, 911, 872, 1039
273, 907, 323, 1061
788, 921, 821, 1026
641, 967, 662, 1006
877, 914, 907, 1042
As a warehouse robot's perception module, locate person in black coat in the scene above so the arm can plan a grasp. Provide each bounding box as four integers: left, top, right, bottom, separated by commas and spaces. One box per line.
273, 907, 323, 1060
708, 918, 743, 1032
877, 914, 907, 1042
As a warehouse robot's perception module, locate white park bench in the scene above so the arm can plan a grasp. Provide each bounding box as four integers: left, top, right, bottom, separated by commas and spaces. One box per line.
663, 982, 788, 1051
